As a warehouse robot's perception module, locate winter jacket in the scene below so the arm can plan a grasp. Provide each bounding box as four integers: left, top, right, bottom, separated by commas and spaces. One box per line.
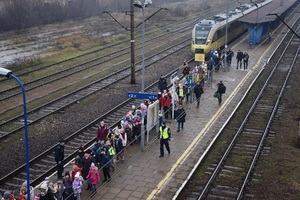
72, 179, 82, 195
176, 108, 186, 123
97, 126, 108, 141
55, 145, 64, 163
100, 145, 111, 168
161, 95, 171, 107
81, 155, 95, 180
86, 166, 100, 185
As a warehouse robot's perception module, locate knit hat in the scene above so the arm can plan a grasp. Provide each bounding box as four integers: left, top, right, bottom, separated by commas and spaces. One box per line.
75, 172, 80, 178
85, 149, 92, 154
3, 191, 11, 199
91, 162, 95, 167
40, 182, 48, 190
65, 171, 70, 177
22, 181, 27, 187
78, 146, 84, 151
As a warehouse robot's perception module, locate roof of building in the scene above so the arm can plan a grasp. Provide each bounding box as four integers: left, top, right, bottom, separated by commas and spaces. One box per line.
239, 0, 297, 24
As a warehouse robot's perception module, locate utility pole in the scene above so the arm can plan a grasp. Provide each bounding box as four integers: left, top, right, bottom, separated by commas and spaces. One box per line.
130, 0, 135, 84
104, 1, 136, 84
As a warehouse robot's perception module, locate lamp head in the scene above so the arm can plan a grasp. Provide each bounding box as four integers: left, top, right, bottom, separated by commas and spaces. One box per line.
134, 1, 143, 8
144, 0, 152, 6
0, 67, 12, 78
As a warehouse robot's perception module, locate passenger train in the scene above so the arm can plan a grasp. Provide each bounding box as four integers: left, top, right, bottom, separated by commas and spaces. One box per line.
191, 0, 271, 61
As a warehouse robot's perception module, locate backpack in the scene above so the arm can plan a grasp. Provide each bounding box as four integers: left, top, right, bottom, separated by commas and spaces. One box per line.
220, 84, 226, 94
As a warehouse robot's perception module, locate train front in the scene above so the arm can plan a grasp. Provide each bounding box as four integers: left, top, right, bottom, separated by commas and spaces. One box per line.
191, 20, 215, 62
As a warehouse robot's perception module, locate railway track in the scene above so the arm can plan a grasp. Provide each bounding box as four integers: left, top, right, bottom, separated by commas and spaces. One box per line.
0, 59, 193, 192
0, 1, 243, 141
0, 38, 190, 142
0, 0, 251, 192
177, 12, 300, 200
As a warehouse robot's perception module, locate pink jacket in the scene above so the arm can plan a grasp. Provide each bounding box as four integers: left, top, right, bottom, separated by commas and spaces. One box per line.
86, 166, 100, 185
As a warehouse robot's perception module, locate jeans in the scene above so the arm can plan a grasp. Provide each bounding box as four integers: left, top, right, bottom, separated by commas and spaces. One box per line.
177, 122, 184, 130
91, 184, 96, 193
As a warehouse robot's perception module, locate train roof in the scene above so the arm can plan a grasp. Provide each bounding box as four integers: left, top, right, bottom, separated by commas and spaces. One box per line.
196, 0, 273, 27
239, 0, 298, 24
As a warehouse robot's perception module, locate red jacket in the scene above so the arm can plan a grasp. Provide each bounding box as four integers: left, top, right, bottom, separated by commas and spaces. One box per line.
161, 95, 171, 107
71, 165, 82, 181
97, 126, 108, 141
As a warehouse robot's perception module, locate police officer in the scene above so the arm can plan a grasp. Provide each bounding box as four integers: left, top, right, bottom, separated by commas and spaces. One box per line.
55, 139, 65, 179
159, 122, 171, 157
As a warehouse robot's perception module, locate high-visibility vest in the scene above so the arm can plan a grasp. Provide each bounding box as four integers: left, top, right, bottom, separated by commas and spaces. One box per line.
160, 126, 169, 139
179, 86, 184, 97
108, 146, 115, 156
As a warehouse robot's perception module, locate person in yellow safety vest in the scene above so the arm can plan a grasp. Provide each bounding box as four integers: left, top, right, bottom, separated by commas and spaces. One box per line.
106, 140, 115, 172
159, 122, 171, 157
177, 83, 184, 104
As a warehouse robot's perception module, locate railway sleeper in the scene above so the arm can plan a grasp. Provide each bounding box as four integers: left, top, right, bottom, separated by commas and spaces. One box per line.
208, 194, 236, 200
5, 182, 21, 187
34, 163, 49, 168
41, 159, 56, 164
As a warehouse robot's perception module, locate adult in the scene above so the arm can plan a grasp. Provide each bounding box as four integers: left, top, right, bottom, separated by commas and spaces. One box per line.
243, 52, 249, 70
158, 75, 167, 93
236, 50, 243, 69
176, 83, 184, 104
55, 139, 65, 180
193, 82, 204, 108
175, 104, 186, 132
159, 122, 171, 157
216, 81, 226, 105
226, 48, 234, 65
81, 149, 95, 190
96, 121, 109, 144
182, 60, 190, 77
100, 145, 111, 182
160, 92, 171, 119
37, 182, 55, 200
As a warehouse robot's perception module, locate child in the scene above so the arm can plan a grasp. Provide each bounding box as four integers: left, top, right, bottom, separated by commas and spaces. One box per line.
85, 163, 100, 194
72, 172, 83, 200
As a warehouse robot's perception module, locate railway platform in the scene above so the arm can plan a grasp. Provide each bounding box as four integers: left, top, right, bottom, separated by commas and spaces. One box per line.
78, 12, 299, 200
42, 7, 299, 200
81, 30, 283, 200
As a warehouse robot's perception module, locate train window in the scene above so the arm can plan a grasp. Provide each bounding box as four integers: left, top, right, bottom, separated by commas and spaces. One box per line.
212, 28, 225, 42
195, 26, 211, 44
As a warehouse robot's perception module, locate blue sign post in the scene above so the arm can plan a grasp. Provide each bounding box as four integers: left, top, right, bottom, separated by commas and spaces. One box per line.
128, 92, 158, 151
128, 92, 158, 100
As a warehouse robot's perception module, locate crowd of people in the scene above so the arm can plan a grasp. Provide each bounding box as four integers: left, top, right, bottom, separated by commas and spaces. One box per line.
1, 48, 250, 199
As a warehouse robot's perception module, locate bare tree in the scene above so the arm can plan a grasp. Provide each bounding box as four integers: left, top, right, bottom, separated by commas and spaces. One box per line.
4, 0, 31, 31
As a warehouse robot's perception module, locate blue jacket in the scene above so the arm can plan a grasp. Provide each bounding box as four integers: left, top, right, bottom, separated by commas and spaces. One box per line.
100, 145, 111, 168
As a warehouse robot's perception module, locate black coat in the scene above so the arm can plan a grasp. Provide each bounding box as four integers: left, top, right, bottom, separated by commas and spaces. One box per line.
194, 84, 204, 98
81, 155, 95, 179
176, 108, 186, 123
55, 145, 64, 163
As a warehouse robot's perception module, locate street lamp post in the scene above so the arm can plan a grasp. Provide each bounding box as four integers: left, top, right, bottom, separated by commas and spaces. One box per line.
134, 0, 152, 150
0, 67, 31, 200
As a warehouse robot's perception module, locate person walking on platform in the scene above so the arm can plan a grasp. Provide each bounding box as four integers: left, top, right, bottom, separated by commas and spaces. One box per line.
55, 139, 65, 180
216, 81, 226, 105
159, 122, 171, 157
236, 50, 243, 69
193, 82, 204, 108
175, 104, 186, 132
243, 52, 249, 70
158, 75, 167, 93
226, 48, 234, 65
